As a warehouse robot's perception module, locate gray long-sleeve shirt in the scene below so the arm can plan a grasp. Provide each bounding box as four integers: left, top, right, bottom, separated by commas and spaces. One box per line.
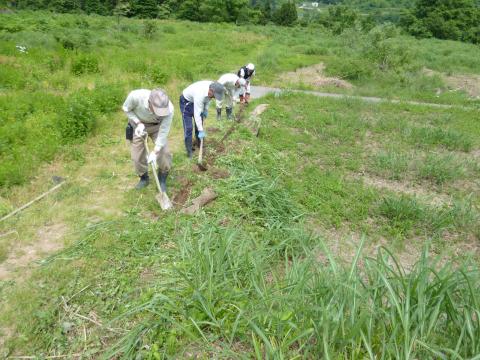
122, 89, 173, 149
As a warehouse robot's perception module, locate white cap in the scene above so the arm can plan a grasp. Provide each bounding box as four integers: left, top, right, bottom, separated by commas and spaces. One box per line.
247, 63, 255, 71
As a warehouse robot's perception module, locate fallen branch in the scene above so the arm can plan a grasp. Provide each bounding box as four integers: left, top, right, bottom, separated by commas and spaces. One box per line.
0, 180, 65, 223
181, 188, 217, 215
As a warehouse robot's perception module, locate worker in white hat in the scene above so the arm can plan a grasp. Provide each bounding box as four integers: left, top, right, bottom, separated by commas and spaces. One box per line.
216, 73, 246, 120
122, 88, 173, 190
237, 63, 255, 104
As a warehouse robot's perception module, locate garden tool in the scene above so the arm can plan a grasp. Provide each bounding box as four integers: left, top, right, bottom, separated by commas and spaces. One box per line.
197, 138, 207, 171
143, 136, 172, 211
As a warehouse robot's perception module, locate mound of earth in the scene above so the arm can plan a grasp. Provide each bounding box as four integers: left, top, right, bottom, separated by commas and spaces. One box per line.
280, 63, 353, 89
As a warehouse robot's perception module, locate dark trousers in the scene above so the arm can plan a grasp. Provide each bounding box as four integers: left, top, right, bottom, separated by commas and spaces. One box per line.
180, 95, 201, 154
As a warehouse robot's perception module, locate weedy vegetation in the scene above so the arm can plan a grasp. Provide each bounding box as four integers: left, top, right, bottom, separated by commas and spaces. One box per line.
0, 9, 479, 359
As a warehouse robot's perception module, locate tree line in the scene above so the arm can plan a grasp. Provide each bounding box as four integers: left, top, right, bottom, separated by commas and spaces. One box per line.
8, 0, 298, 26
5, 0, 479, 43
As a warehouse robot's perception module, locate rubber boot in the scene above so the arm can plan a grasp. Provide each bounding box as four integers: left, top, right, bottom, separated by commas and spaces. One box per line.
216, 108, 222, 121
185, 139, 193, 159
158, 171, 168, 193
226, 107, 233, 120
135, 172, 149, 190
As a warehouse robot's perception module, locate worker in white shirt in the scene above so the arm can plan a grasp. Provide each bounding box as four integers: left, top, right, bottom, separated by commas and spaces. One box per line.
237, 63, 255, 104
216, 73, 246, 120
179, 81, 225, 158
122, 88, 173, 190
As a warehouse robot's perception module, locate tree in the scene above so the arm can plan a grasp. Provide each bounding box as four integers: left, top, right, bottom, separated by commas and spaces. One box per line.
131, 0, 158, 18
273, 1, 297, 26
401, 0, 480, 43
113, 0, 131, 23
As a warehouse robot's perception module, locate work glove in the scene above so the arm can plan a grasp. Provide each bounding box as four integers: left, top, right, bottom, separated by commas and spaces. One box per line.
147, 151, 157, 166
134, 123, 145, 137
200, 110, 208, 119
198, 131, 206, 139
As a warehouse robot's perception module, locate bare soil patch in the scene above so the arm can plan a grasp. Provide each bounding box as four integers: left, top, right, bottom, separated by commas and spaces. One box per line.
0, 222, 67, 281
280, 63, 353, 89
209, 167, 230, 179
173, 177, 193, 207
424, 68, 480, 98
356, 173, 453, 207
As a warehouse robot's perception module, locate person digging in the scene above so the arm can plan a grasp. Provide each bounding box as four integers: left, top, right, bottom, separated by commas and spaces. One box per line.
237, 63, 255, 105
122, 88, 173, 191
179, 81, 225, 158
216, 73, 246, 120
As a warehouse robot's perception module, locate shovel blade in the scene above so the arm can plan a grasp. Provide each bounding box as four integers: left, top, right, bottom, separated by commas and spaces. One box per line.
156, 192, 173, 211
197, 162, 208, 172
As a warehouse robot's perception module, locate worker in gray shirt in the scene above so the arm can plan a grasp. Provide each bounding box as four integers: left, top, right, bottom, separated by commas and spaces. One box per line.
122, 88, 173, 190
179, 81, 225, 158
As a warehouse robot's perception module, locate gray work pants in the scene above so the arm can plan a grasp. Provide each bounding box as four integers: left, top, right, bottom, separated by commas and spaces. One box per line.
130, 122, 172, 176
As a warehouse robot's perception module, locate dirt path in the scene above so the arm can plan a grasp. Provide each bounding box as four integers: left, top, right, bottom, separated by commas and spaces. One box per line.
250, 86, 476, 109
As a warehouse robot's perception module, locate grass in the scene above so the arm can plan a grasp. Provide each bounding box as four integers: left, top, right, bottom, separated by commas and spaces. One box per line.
0, 9, 480, 359
1, 10, 480, 188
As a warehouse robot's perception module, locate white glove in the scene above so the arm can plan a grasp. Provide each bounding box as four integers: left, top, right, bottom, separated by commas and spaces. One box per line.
147, 151, 157, 166
134, 123, 145, 137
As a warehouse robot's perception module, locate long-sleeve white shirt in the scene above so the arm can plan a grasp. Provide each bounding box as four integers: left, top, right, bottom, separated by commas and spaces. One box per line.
122, 89, 173, 149
218, 73, 241, 99
182, 81, 212, 132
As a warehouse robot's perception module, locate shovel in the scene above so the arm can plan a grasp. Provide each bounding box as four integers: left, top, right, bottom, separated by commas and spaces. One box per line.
143, 136, 173, 211
197, 138, 208, 171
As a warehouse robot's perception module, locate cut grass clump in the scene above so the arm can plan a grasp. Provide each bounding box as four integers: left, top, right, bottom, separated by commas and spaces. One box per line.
372, 151, 410, 180
227, 168, 301, 229
405, 126, 473, 152
378, 193, 478, 236
379, 194, 424, 234
417, 153, 465, 185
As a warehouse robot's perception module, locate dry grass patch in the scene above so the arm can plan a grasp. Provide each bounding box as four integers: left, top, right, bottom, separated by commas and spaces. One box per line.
0, 222, 67, 281
356, 172, 453, 207
424, 68, 480, 98
278, 63, 353, 89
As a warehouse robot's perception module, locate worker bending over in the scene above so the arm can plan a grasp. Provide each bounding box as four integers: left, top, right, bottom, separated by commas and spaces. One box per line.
180, 81, 225, 158
216, 73, 246, 120
238, 63, 255, 104
123, 88, 173, 191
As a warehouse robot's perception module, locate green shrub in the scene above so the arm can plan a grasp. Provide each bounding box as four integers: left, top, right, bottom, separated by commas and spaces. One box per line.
143, 20, 157, 39
71, 54, 100, 76
147, 65, 170, 85
326, 58, 373, 80
90, 84, 125, 113
59, 94, 96, 142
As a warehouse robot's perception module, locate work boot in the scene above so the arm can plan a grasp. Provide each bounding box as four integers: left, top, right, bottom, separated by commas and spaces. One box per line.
135, 173, 149, 190
216, 108, 222, 121
158, 171, 168, 193
185, 139, 193, 159
226, 107, 233, 120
